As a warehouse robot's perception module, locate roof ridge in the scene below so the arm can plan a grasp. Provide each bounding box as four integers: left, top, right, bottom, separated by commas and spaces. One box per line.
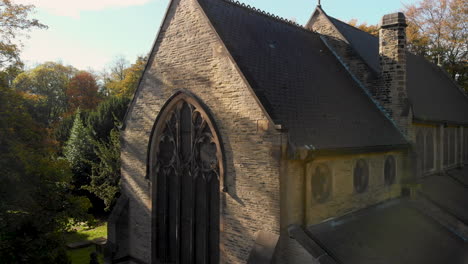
221, 0, 306, 30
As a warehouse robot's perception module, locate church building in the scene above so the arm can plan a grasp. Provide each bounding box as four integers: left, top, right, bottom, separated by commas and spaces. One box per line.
107, 0, 468, 263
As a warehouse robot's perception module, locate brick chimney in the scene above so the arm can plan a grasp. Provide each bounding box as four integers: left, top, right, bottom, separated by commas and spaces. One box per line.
379, 12, 411, 136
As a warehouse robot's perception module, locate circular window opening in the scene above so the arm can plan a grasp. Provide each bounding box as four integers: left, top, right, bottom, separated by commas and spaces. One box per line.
354, 159, 369, 193
384, 156, 396, 186
311, 164, 332, 203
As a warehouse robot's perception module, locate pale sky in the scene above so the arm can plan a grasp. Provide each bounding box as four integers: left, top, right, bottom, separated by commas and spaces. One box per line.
17, 0, 416, 72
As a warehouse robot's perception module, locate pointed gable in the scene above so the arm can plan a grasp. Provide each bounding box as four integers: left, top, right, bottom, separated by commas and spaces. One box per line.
316, 13, 468, 125
197, 0, 407, 150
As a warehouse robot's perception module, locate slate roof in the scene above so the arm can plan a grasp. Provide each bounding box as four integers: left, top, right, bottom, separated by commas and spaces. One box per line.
197, 0, 407, 150
326, 15, 468, 125
328, 16, 381, 73
307, 199, 468, 264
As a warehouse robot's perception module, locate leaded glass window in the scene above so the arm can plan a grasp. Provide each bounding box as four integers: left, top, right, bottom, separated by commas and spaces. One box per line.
384, 156, 396, 186
149, 93, 223, 264
311, 164, 332, 203
354, 159, 369, 193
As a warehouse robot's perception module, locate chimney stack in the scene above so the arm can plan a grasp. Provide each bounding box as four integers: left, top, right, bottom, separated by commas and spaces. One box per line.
379, 12, 410, 136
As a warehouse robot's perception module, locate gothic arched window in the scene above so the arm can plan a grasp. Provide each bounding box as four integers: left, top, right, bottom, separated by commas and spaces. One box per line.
311, 164, 332, 203
384, 155, 396, 186
149, 92, 224, 264
354, 159, 369, 193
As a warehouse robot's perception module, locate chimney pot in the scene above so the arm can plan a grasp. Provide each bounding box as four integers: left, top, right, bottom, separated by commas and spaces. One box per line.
381, 12, 407, 28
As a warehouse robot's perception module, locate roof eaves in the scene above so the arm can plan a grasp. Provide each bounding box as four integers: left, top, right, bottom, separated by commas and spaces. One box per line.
413, 117, 468, 127
289, 144, 409, 160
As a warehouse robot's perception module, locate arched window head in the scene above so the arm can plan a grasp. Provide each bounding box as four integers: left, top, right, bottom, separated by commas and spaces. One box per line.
311, 164, 332, 203
148, 92, 225, 183
354, 159, 369, 193
384, 156, 396, 186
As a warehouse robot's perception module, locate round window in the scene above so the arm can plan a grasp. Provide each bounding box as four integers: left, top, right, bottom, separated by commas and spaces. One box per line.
311, 164, 332, 203
354, 159, 369, 193
384, 156, 396, 186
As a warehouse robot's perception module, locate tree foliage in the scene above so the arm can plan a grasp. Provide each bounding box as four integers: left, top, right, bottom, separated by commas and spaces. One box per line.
0, 85, 90, 263
403, 0, 467, 90
82, 96, 130, 210
13, 62, 76, 125
63, 110, 95, 188
348, 0, 467, 90
0, 0, 46, 69
67, 71, 101, 112
87, 96, 130, 142
348, 19, 379, 36
83, 128, 121, 211
103, 55, 147, 98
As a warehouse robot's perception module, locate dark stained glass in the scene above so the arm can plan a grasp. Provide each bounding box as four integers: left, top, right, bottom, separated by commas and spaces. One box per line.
384, 156, 396, 186
354, 159, 369, 193
151, 94, 222, 264
311, 164, 332, 203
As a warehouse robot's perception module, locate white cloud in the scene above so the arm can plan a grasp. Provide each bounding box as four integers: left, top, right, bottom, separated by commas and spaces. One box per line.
21, 29, 117, 71
15, 0, 154, 18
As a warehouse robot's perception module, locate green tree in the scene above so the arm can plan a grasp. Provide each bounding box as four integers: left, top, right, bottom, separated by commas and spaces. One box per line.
63, 110, 95, 189
84, 128, 121, 211
0, 85, 90, 263
87, 96, 130, 142
13, 62, 76, 125
0, 0, 47, 69
81, 96, 129, 211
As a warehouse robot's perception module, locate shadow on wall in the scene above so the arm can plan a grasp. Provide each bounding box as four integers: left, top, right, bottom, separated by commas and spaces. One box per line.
119, 61, 282, 263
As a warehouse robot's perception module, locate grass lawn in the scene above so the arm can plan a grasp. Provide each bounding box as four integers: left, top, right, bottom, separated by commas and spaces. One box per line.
68, 246, 104, 264
66, 222, 107, 264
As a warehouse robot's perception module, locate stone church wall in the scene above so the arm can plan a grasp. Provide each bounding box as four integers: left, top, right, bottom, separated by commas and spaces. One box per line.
116, 0, 282, 263
304, 152, 405, 224
277, 150, 407, 263
412, 124, 467, 177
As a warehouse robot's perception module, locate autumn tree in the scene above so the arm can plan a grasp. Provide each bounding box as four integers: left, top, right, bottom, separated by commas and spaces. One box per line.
67, 71, 101, 112
404, 0, 467, 89
13, 62, 76, 125
348, 19, 379, 36
0, 0, 46, 69
102, 55, 147, 98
